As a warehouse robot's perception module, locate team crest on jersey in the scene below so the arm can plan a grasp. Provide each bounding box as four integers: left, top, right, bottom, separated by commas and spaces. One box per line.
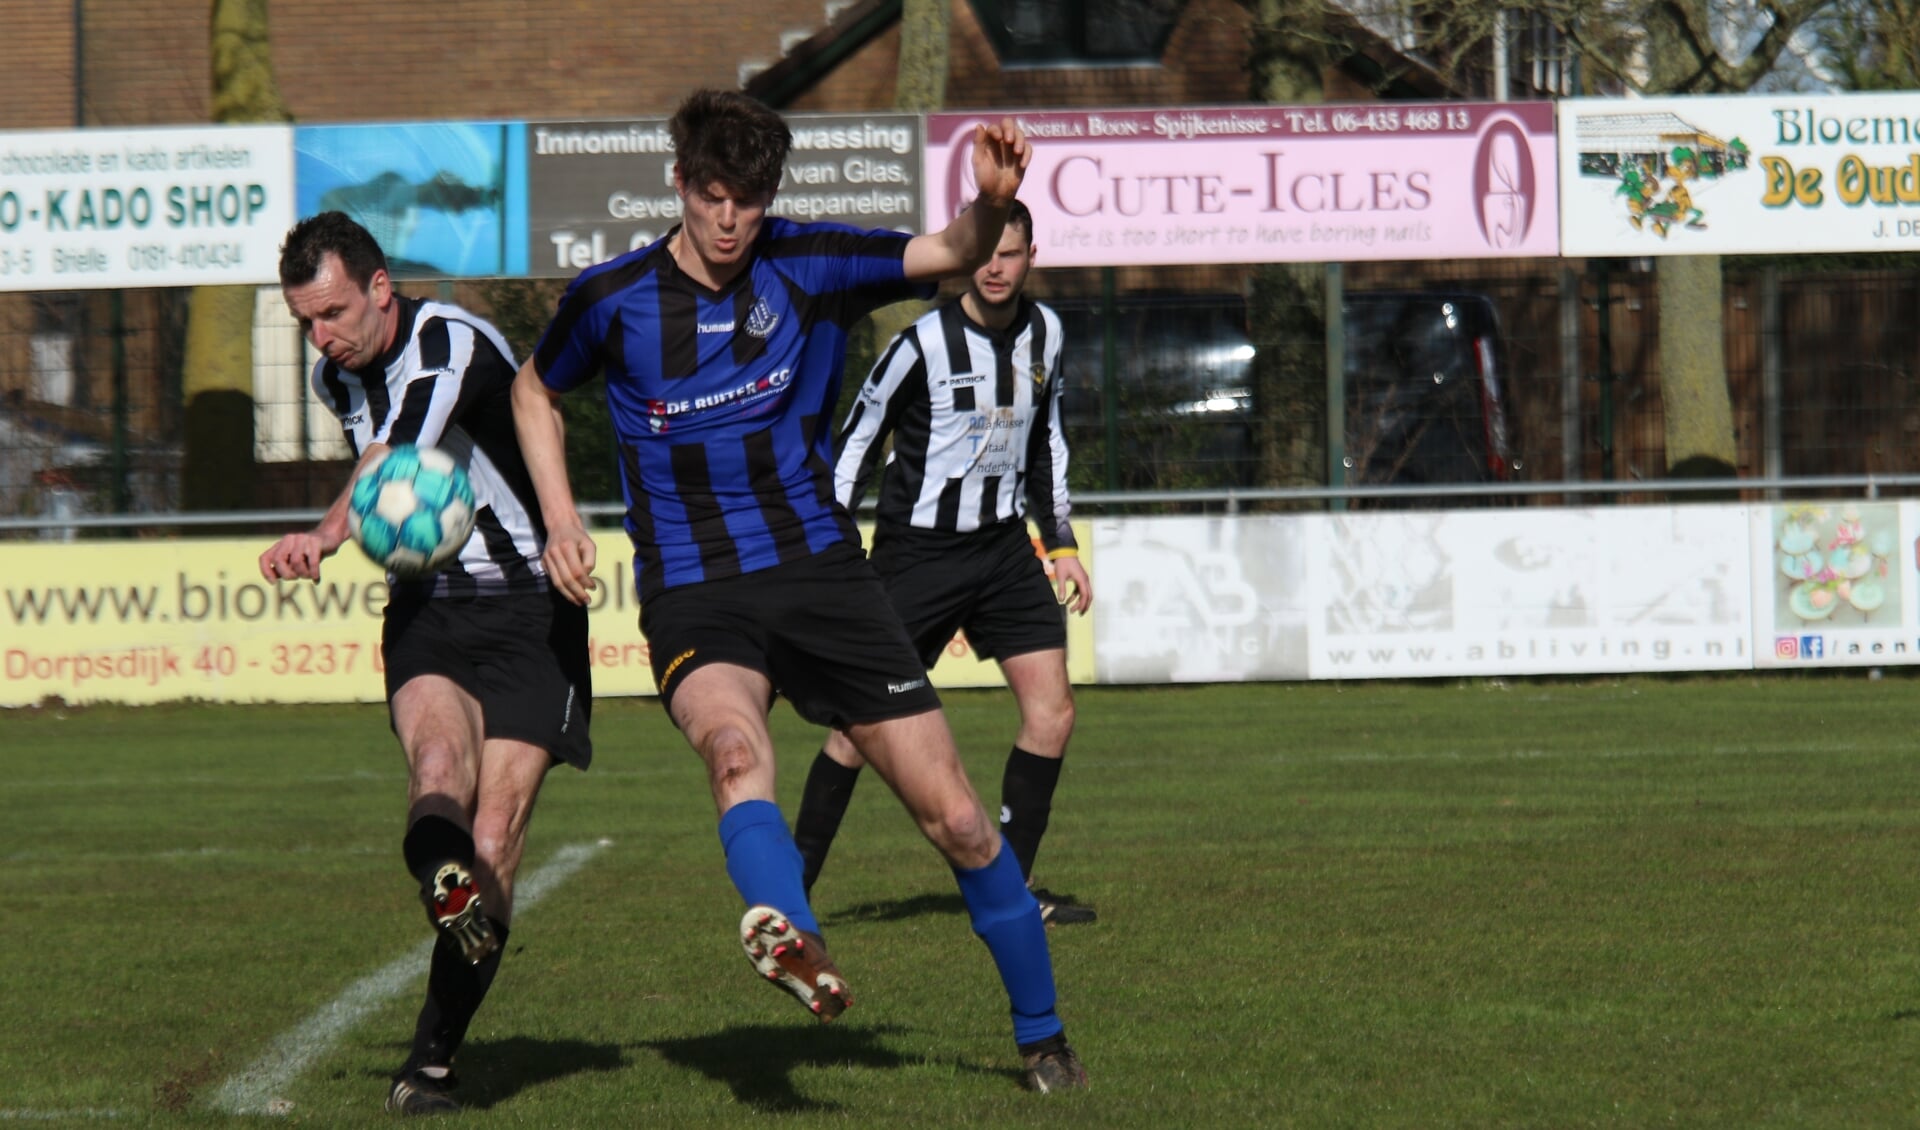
744, 297, 780, 339
1031, 362, 1046, 387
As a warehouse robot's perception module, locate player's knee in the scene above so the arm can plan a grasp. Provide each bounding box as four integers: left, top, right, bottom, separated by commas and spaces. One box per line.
924, 796, 995, 857
468, 811, 521, 875
822, 728, 866, 768
1021, 694, 1076, 756
1039, 695, 1076, 749
703, 723, 762, 790
407, 733, 471, 791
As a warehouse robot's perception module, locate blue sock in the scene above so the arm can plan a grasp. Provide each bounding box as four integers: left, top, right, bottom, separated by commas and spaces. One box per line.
717, 799, 819, 936
953, 838, 1062, 1046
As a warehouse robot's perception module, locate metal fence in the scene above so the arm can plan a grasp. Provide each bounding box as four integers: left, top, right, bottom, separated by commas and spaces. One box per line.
2, 259, 1917, 537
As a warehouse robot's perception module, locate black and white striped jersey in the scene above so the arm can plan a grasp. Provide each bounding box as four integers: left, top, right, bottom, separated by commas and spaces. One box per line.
834, 296, 1076, 555
311, 295, 549, 595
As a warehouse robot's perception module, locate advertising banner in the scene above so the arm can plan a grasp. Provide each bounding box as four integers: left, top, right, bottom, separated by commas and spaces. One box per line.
1301, 505, 1753, 678
0, 124, 292, 290
925, 103, 1559, 267
0, 538, 650, 705
295, 122, 526, 278
525, 112, 921, 278
1090, 515, 1311, 683
1749, 500, 1917, 667
1560, 92, 1920, 256
0, 520, 1089, 706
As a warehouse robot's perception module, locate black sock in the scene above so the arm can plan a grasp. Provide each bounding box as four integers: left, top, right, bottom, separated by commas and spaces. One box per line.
407, 918, 509, 1070
402, 814, 475, 890
793, 751, 863, 893
1000, 746, 1063, 882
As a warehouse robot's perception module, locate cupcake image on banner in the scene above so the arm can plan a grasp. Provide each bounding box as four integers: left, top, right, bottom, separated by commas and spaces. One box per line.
1769, 503, 1900, 628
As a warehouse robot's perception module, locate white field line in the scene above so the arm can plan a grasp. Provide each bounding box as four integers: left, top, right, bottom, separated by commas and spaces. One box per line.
207, 839, 609, 1116
0, 1112, 122, 1121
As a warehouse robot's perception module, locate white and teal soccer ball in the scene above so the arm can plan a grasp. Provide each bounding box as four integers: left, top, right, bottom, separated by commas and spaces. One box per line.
346, 444, 476, 578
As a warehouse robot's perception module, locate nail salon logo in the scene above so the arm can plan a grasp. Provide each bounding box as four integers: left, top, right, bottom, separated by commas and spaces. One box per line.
1473, 117, 1536, 249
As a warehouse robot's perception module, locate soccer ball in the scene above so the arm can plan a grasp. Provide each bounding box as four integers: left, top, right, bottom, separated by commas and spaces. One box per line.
346, 444, 476, 577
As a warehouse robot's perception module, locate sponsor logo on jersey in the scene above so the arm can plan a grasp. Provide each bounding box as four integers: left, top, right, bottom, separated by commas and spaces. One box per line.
341, 411, 366, 427
691, 367, 792, 411
697, 320, 736, 334
744, 297, 780, 339
938, 372, 987, 389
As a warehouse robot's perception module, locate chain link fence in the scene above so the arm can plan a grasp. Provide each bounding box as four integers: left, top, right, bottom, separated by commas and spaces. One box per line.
1, 259, 1916, 536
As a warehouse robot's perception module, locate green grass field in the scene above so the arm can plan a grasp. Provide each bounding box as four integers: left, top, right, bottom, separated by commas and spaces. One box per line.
6, 675, 1920, 1127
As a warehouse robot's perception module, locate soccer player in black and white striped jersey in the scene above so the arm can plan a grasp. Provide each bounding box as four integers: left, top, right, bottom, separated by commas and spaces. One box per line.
796, 200, 1097, 926
259, 212, 592, 1116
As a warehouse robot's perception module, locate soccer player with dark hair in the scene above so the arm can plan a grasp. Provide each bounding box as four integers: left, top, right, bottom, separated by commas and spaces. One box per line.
511, 89, 1087, 1092
793, 199, 1096, 926
260, 210, 593, 1115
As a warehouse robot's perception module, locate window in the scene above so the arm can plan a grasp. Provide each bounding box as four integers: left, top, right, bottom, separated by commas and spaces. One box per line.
970, 0, 1185, 65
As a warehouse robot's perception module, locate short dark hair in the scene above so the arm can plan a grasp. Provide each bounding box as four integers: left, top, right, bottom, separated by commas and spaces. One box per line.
1004, 199, 1035, 244
669, 89, 791, 199
279, 211, 387, 289
961, 197, 1035, 244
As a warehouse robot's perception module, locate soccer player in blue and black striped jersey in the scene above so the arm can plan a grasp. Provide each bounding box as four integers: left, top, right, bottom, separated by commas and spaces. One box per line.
512, 89, 1086, 1093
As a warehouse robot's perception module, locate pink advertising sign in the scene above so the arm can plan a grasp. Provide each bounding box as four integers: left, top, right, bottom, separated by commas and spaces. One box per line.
926, 104, 1559, 266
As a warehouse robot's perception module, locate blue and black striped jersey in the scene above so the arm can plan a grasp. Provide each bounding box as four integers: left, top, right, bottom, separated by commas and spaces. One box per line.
533, 217, 933, 600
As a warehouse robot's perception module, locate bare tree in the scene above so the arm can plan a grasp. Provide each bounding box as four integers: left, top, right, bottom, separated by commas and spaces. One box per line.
1246, 0, 1843, 485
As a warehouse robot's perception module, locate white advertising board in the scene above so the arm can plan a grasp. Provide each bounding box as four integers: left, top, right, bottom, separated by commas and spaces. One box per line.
1560, 92, 1920, 257
0, 125, 293, 290
1299, 506, 1754, 678
1090, 515, 1311, 683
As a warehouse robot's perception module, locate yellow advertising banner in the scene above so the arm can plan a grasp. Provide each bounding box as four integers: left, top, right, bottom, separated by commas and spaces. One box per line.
0, 523, 1093, 706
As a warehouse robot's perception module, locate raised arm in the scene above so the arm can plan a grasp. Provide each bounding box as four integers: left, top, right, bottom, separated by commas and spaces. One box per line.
902, 118, 1031, 281
511, 359, 597, 605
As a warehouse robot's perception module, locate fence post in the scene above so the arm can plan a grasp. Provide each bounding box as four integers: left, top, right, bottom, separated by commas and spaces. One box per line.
110, 288, 130, 516
1560, 264, 1581, 485
1761, 266, 1782, 500
1594, 258, 1616, 484
1101, 267, 1119, 492
1325, 261, 1345, 512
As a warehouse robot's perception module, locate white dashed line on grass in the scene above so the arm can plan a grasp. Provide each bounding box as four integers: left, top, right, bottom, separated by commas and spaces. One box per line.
207, 839, 610, 1117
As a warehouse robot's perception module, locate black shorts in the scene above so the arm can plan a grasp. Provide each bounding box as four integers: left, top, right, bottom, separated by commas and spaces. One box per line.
639, 541, 941, 730
869, 520, 1066, 668
383, 587, 593, 769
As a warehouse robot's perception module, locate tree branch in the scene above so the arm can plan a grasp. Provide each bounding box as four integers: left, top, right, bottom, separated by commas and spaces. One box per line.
1719, 0, 1834, 86
1561, 20, 1648, 92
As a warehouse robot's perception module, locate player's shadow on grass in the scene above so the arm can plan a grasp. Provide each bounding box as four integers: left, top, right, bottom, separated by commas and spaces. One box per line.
641, 1022, 1006, 1111
819, 890, 966, 925
436, 1036, 625, 1109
